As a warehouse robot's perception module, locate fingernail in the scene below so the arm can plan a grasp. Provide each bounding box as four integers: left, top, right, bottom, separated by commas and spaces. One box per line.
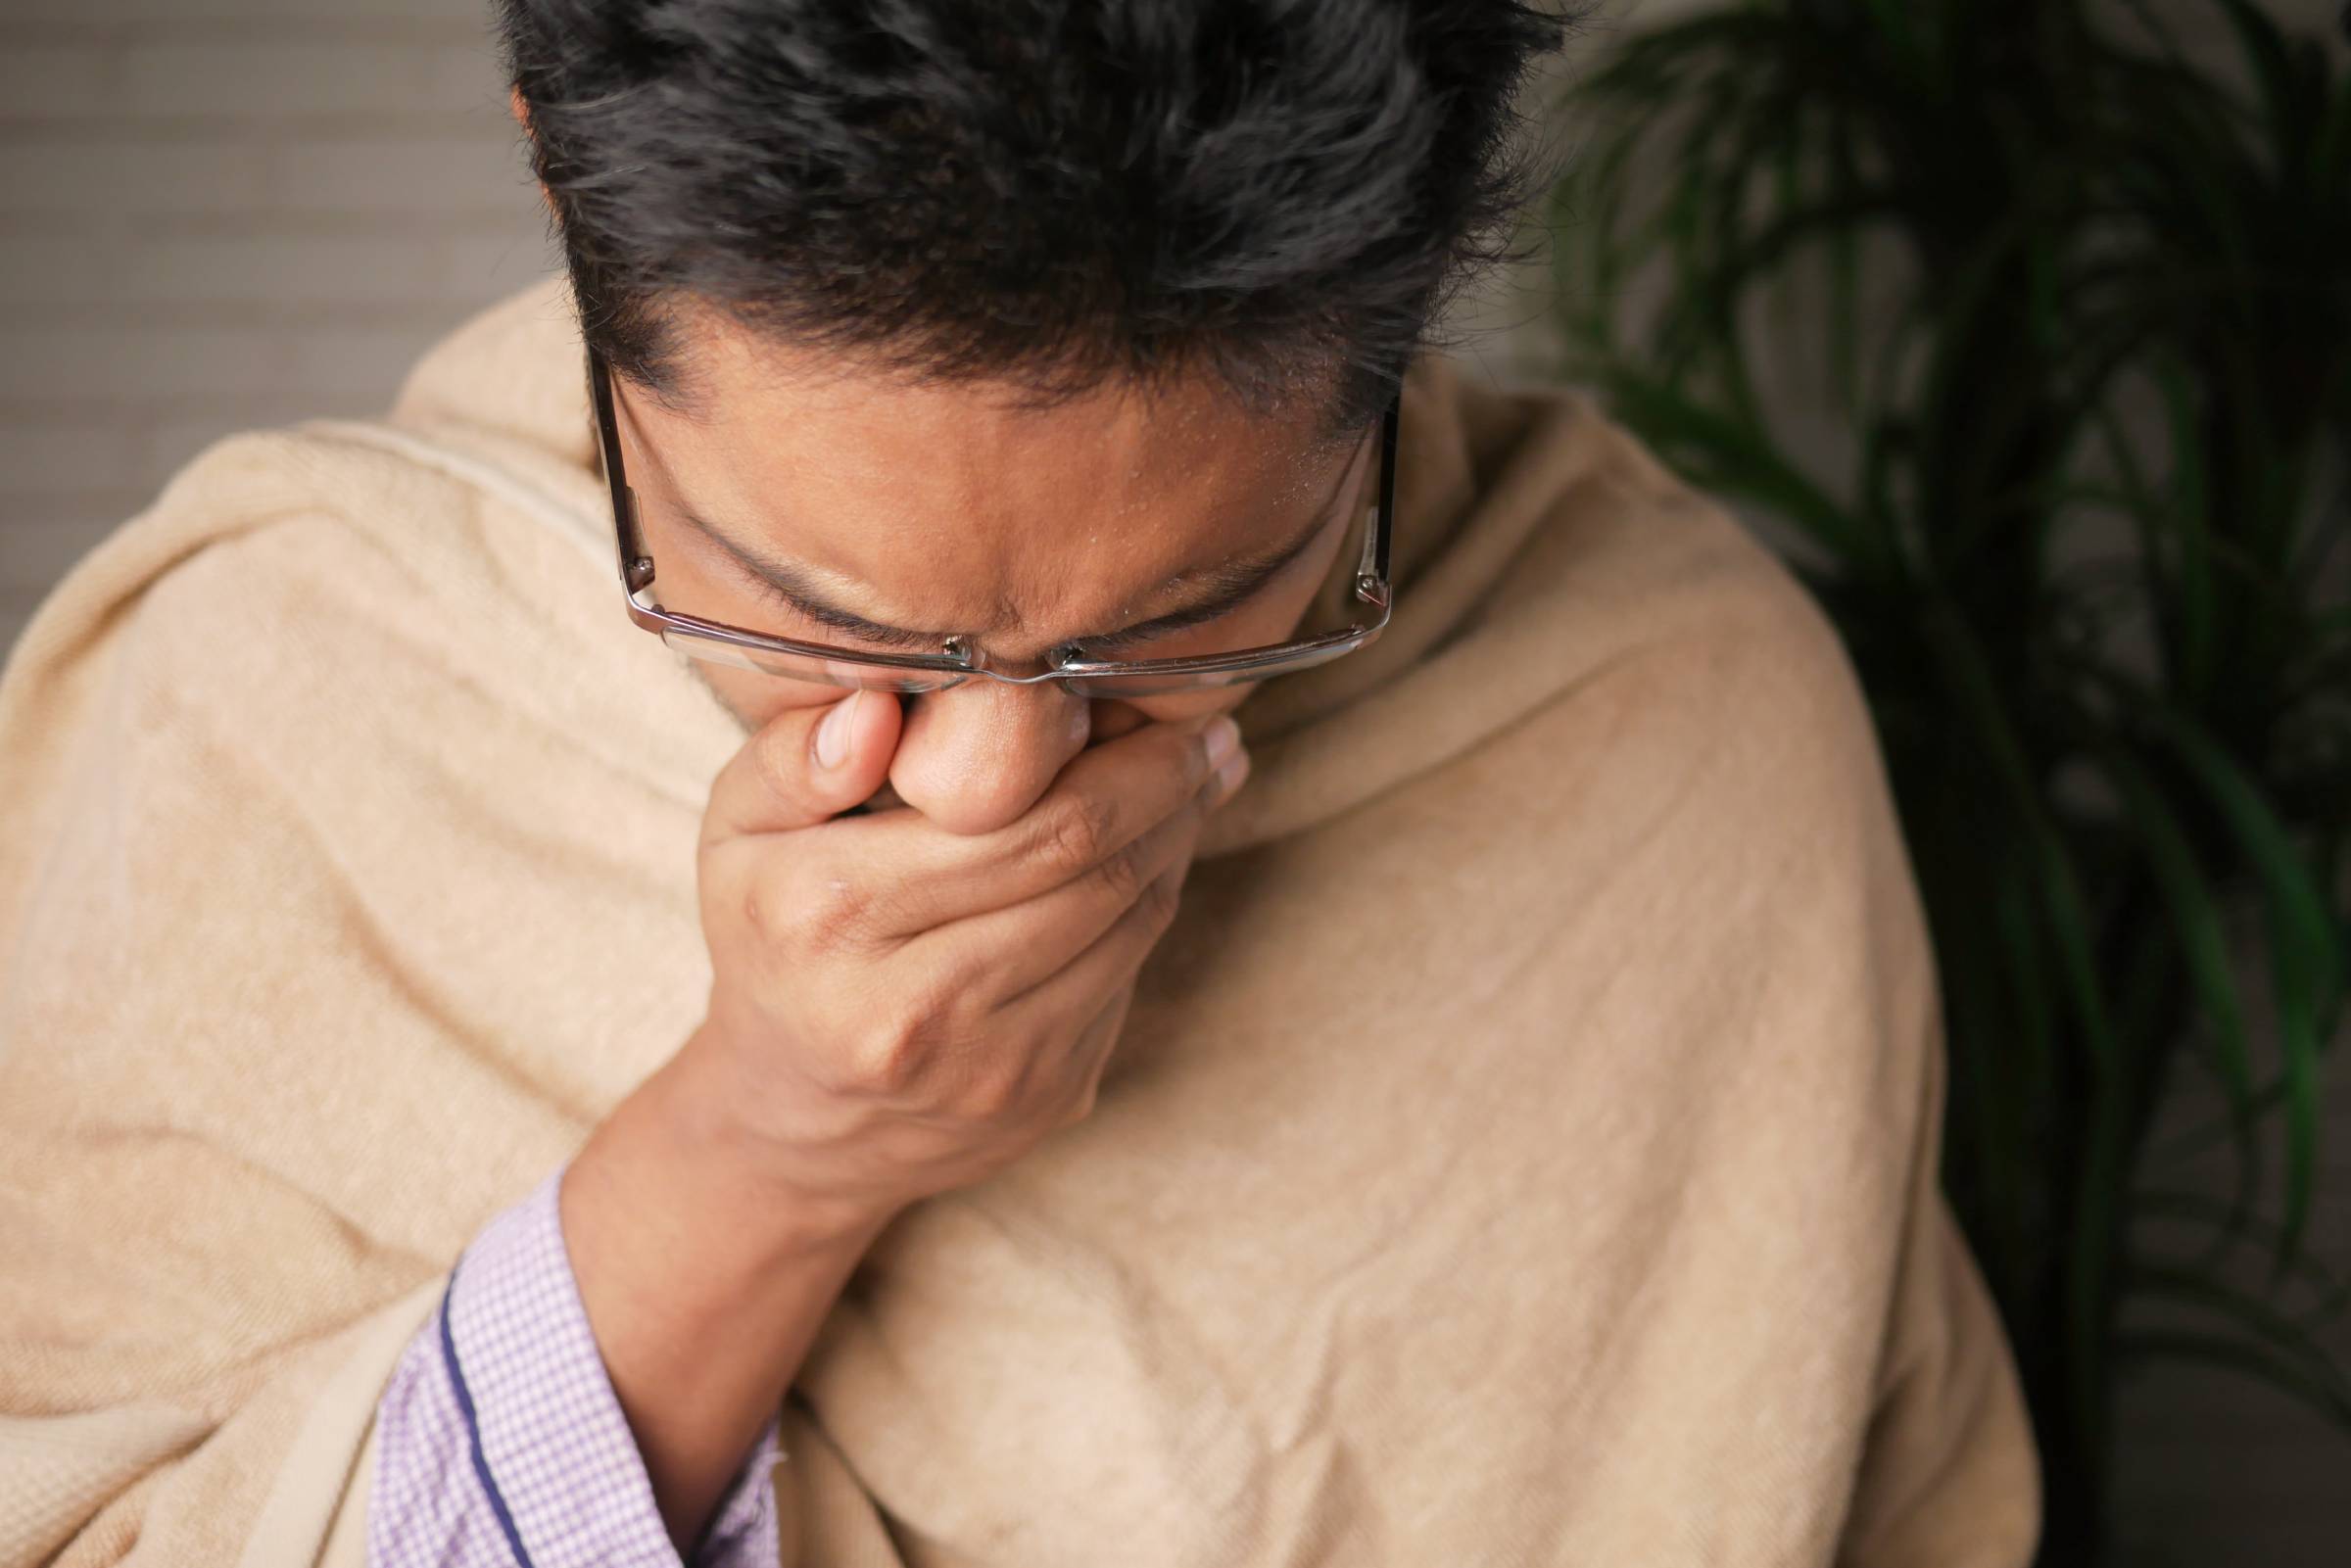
1213, 748, 1252, 803
1204, 715, 1241, 771
817, 690, 860, 770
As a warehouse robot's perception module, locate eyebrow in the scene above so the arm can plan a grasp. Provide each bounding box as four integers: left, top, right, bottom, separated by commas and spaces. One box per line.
675, 462, 1360, 657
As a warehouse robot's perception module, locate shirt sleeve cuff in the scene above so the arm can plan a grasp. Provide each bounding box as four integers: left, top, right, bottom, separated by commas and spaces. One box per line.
440, 1161, 786, 1567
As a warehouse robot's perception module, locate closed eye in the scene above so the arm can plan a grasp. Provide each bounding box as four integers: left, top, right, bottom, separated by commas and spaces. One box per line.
682, 430, 1367, 662
736, 571, 947, 652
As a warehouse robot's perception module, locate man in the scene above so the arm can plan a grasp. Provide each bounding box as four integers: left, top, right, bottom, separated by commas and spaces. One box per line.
0, 3, 2040, 1565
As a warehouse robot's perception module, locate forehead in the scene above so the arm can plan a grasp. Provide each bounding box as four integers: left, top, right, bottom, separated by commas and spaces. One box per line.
618, 309, 1356, 636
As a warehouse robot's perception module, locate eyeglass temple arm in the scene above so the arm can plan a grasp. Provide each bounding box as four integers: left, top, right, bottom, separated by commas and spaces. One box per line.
588, 348, 657, 594
1355, 392, 1399, 604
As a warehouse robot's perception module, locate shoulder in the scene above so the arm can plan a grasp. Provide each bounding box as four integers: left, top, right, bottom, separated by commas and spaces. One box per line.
1441, 362, 1895, 847
1425, 370, 1936, 1037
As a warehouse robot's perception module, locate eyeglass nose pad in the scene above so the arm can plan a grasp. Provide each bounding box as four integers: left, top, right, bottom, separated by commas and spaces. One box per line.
939, 636, 1101, 685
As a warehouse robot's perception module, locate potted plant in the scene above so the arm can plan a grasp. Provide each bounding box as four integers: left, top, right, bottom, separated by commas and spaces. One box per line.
1537, 0, 2350, 1558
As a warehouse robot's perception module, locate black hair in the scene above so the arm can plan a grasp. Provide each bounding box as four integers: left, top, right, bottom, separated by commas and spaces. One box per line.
492, 0, 1585, 442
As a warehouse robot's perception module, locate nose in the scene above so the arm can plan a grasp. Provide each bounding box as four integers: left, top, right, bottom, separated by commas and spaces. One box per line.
885, 679, 1097, 835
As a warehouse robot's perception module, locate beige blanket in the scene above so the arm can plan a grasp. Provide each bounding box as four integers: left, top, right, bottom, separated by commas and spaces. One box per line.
0, 276, 2039, 1566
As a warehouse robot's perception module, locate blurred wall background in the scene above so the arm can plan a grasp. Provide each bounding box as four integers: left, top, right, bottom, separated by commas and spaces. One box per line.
1, 2, 2344, 1564
0, 0, 550, 657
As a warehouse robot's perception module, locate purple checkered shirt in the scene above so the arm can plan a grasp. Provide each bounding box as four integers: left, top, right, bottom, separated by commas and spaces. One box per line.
367, 1163, 786, 1567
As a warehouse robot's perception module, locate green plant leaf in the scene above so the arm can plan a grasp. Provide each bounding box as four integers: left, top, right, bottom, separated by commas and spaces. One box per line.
1550, 0, 2351, 1536
2142, 706, 2346, 1280
2093, 744, 2257, 1117
1918, 597, 2131, 1471
2201, 0, 2306, 153
1592, 363, 1884, 572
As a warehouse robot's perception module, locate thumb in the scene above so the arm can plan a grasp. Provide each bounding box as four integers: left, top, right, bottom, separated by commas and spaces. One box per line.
702, 688, 903, 842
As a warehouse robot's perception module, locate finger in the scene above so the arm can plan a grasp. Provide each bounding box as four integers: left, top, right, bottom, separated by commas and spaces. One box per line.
990, 856, 1191, 1042
919, 746, 1242, 1001
1050, 983, 1140, 1127
819, 710, 1243, 934
701, 688, 904, 844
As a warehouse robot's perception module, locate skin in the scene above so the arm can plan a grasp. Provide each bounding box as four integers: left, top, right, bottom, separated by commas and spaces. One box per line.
615, 297, 1372, 826
509, 93, 1381, 1551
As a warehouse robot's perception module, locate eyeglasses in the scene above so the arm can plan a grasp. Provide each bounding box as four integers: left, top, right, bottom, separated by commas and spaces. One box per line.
587, 345, 1397, 698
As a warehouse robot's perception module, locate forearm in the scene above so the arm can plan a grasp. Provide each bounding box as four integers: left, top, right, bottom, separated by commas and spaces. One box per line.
559, 1031, 897, 1556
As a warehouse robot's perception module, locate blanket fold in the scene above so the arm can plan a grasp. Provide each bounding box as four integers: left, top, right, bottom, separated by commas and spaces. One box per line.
0, 276, 2038, 1566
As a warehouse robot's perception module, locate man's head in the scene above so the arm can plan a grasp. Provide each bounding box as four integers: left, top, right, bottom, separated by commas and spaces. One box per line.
493, 0, 1577, 832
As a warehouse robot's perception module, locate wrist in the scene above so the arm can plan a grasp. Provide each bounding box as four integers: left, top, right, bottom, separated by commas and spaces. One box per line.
618, 1024, 902, 1265
559, 1035, 890, 1554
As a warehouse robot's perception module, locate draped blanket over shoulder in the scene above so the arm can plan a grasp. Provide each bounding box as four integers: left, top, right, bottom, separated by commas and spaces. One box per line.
0, 278, 2039, 1567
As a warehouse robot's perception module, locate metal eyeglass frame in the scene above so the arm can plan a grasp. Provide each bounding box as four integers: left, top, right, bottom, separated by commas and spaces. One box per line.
586, 344, 1398, 696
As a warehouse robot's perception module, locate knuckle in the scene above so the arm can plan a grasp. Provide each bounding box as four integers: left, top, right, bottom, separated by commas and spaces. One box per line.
1029, 791, 1118, 876
919, 943, 990, 1024
785, 879, 860, 949
1058, 1077, 1101, 1127
774, 867, 891, 958
802, 879, 874, 952
841, 1029, 922, 1095
1089, 834, 1149, 905
1137, 866, 1184, 932
736, 863, 792, 942
840, 967, 971, 1094
841, 995, 941, 1093
961, 1058, 1028, 1120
